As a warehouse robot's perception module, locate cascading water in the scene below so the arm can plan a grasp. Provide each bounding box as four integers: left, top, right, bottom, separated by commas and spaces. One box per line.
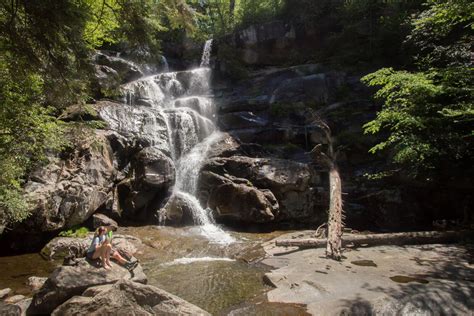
200, 39, 213, 67
101, 41, 234, 244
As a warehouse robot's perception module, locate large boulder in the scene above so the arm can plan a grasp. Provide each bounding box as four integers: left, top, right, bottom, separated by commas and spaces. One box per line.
28, 259, 147, 314
52, 280, 210, 315
208, 182, 278, 223
157, 192, 197, 225
40, 234, 142, 261
200, 156, 326, 222
117, 147, 175, 221
132, 147, 175, 189
23, 131, 117, 234
92, 213, 118, 231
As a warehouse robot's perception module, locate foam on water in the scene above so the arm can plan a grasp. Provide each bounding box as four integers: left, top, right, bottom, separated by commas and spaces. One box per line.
162, 256, 235, 266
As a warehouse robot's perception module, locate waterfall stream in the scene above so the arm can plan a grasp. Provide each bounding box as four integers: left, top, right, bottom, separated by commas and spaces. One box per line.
102, 42, 234, 244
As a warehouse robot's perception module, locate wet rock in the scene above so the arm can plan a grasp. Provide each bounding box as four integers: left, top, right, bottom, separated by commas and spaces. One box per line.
52, 279, 210, 316
14, 298, 32, 316
175, 68, 211, 96
21, 131, 116, 235
92, 213, 118, 231
29, 258, 147, 315
208, 182, 278, 223
40, 234, 142, 261
158, 192, 197, 225
98, 103, 172, 155
27, 277, 48, 293
0, 288, 11, 299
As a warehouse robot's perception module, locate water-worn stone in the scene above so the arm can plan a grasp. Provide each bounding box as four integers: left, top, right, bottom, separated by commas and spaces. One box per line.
28, 258, 147, 314
40, 234, 142, 260
92, 213, 118, 231
52, 279, 210, 315
158, 192, 197, 225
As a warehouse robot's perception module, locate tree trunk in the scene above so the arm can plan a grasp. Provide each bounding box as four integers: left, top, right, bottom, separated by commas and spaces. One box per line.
326, 167, 343, 260
275, 230, 473, 248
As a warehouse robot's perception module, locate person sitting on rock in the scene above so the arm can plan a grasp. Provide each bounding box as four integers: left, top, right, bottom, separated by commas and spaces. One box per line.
104, 226, 138, 270
86, 226, 113, 270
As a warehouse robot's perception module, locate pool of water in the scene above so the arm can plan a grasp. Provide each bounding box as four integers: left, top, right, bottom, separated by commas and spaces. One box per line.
120, 225, 307, 314
0, 225, 308, 314
0, 253, 58, 295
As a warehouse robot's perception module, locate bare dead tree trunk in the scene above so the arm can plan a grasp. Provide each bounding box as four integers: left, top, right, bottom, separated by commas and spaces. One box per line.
309, 111, 344, 260
327, 167, 343, 260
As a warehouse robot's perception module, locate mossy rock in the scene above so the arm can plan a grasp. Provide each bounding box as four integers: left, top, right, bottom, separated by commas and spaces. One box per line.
59, 104, 101, 122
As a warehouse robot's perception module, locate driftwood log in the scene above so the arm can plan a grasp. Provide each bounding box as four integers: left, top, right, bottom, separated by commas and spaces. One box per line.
275, 230, 473, 248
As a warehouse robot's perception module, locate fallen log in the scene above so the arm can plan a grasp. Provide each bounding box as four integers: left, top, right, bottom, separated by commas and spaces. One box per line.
275, 230, 473, 248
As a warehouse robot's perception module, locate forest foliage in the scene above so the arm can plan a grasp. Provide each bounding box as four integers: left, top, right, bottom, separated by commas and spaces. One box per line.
362, 0, 473, 184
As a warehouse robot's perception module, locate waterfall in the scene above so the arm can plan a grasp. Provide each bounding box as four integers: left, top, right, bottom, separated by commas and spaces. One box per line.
200, 39, 213, 67
161, 55, 169, 72
102, 40, 234, 244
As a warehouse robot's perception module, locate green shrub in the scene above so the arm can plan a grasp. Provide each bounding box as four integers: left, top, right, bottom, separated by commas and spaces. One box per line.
59, 225, 90, 238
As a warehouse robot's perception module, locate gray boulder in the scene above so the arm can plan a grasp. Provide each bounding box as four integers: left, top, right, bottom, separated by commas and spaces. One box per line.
208, 182, 278, 223
23, 131, 116, 233
200, 156, 326, 222
29, 259, 147, 314
132, 147, 175, 189
157, 192, 197, 225
92, 213, 118, 231
41, 234, 142, 261
52, 279, 210, 315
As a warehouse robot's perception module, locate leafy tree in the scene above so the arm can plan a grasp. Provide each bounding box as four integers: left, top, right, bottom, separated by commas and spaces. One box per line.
362, 0, 473, 186
0, 60, 64, 223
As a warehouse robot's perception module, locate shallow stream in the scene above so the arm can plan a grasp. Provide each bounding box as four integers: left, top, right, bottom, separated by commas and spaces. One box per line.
0, 225, 308, 315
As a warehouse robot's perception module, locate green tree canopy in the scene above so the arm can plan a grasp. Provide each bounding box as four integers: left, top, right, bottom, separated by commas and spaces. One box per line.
362, 0, 473, 185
